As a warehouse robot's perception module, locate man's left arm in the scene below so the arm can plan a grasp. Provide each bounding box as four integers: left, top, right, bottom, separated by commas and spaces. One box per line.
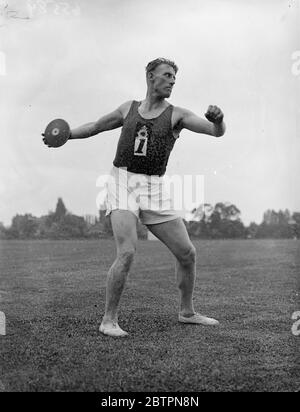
179, 105, 226, 137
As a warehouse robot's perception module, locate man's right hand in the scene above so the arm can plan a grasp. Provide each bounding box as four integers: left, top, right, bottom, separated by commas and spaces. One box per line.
205, 105, 224, 125
42, 119, 71, 148
42, 133, 52, 147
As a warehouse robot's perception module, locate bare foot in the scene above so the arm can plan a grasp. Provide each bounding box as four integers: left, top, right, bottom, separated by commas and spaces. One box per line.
179, 312, 220, 326
99, 321, 128, 337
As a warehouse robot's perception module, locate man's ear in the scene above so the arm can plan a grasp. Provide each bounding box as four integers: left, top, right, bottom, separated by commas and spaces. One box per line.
147, 71, 154, 82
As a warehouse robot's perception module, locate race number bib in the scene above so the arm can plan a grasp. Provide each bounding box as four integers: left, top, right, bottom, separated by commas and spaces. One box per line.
134, 125, 149, 156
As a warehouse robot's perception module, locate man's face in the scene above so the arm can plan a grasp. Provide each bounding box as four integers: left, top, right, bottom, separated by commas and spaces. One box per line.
149, 63, 176, 98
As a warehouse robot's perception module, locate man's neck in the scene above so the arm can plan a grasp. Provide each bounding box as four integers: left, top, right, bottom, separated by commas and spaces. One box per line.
142, 91, 167, 111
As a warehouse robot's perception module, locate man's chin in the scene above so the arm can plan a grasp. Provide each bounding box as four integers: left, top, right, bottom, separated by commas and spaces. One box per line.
158, 90, 172, 98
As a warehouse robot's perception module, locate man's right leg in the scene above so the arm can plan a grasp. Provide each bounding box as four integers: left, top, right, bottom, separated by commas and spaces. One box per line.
100, 210, 138, 337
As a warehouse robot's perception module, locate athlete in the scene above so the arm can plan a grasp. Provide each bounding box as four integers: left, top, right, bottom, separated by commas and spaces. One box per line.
43, 58, 226, 337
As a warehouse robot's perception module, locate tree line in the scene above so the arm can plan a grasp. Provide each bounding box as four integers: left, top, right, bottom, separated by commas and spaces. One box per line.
0, 198, 299, 240
185, 204, 299, 240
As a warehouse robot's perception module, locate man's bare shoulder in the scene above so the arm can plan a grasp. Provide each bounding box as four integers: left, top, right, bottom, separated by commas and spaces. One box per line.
117, 100, 134, 120
173, 106, 193, 117
172, 106, 192, 128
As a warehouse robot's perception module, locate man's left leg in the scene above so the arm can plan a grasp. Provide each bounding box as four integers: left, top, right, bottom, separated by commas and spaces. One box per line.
147, 217, 219, 326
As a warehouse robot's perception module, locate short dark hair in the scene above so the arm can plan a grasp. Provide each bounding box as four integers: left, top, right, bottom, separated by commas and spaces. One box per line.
146, 58, 178, 75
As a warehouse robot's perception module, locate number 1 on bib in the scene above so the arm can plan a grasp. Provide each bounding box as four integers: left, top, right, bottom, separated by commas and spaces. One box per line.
134, 125, 148, 156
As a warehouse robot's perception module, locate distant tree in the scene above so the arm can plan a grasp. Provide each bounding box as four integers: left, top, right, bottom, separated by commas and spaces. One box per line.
263, 209, 274, 225
209, 209, 222, 238
41, 214, 88, 239
292, 212, 300, 225
214, 202, 241, 221
35, 199, 88, 239
291, 212, 300, 239
187, 204, 214, 238
44, 198, 68, 228
35, 216, 49, 239
58, 214, 87, 238
8, 214, 39, 239
186, 202, 245, 239
262, 209, 291, 226
258, 209, 294, 238
54, 198, 67, 221
0, 222, 6, 239
190, 203, 214, 222
210, 203, 244, 238
46, 222, 61, 239
219, 219, 246, 239
246, 222, 259, 239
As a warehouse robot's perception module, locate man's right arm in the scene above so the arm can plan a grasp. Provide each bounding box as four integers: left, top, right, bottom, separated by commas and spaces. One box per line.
69, 101, 132, 140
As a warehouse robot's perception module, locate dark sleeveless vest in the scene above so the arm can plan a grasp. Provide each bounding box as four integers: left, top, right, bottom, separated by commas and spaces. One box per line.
113, 101, 177, 176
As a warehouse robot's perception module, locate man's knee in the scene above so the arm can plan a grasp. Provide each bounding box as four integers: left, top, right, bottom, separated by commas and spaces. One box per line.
177, 245, 196, 267
117, 248, 136, 271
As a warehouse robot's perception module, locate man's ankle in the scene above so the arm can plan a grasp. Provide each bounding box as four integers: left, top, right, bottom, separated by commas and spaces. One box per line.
102, 315, 118, 324
179, 310, 195, 317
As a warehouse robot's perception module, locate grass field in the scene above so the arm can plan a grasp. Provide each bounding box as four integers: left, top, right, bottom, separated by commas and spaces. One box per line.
0, 239, 299, 392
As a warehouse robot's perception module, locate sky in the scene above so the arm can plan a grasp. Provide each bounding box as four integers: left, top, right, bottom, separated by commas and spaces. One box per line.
0, 0, 299, 226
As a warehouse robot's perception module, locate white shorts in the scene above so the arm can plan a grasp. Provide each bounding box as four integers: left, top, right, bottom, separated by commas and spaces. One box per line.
105, 166, 179, 225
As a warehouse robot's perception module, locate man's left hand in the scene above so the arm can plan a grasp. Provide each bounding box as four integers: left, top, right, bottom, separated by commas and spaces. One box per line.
205, 105, 224, 124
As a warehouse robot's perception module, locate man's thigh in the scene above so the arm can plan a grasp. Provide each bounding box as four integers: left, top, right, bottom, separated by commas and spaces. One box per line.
110, 210, 138, 252
146, 217, 194, 260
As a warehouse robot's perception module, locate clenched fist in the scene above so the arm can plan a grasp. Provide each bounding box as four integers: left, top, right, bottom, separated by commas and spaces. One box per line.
205, 105, 224, 124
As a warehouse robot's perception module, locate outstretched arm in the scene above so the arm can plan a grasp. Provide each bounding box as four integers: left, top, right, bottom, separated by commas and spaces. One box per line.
69, 101, 132, 140
179, 105, 226, 137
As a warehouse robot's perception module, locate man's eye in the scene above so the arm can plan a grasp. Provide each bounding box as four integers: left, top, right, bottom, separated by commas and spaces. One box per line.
165, 74, 175, 80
